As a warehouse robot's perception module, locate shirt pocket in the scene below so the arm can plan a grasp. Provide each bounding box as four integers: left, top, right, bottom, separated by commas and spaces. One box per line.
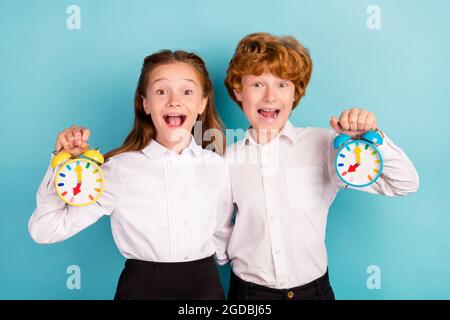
285, 166, 323, 211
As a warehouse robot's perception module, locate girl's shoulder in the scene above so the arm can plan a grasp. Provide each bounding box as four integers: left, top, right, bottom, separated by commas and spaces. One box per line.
103, 150, 147, 167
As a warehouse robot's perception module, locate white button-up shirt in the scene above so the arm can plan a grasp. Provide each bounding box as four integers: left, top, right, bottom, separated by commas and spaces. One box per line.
226, 120, 419, 289
29, 137, 234, 265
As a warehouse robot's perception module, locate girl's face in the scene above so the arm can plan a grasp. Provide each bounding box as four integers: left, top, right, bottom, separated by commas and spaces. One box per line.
143, 62, 207, 151
234, 70, 295, 143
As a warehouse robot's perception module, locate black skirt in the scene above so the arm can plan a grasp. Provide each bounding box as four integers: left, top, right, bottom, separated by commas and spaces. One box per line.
114, 255, 224, 300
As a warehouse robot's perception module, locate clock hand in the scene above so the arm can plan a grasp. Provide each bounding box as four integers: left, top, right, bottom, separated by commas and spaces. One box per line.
75, 164, 83, 183
354, 145, 362, 164
347, 163, 359, 173
73, 164, 83, 196
73, 182, 82, 196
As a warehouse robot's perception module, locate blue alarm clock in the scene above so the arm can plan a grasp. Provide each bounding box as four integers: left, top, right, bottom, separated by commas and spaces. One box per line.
333, 130, 384, 188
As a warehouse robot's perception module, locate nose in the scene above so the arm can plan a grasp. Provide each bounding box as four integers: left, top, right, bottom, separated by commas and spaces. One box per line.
167, 94, 182, 108
263, 85, 276, 103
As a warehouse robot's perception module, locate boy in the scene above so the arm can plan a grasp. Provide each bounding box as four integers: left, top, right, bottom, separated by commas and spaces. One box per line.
224, 32, 419, 300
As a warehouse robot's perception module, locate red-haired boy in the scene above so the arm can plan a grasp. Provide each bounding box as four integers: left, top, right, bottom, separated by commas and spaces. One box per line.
225, 32, 419, 300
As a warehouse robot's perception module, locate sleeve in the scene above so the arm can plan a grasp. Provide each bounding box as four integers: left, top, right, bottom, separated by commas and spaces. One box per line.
28, 153, 122, 244
213, 161, 235, 265
326, 129, 420, 196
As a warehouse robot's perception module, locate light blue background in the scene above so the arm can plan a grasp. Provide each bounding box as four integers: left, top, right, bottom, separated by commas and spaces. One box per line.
1, 0, 449, 299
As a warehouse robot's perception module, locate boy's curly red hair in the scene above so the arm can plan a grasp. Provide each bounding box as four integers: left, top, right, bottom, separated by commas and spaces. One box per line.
225, 32, 313, 109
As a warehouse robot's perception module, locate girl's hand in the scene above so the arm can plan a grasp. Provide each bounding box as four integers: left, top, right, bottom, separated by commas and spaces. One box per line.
54, 125, 90, 156
330, 108, 377, 138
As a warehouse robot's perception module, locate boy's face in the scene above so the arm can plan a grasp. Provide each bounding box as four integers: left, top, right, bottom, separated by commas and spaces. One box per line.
234, 70, 295, 136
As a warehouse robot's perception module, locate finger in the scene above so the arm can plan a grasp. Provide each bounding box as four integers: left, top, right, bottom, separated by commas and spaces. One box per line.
65, 129, 76, 150
363, 112, 374, 131
55, 139, 63, 153
329, 116, 342, 133
71, 147, 84, 155
55, 130, 65, 152
81, 128, 90, 142
79, 140, 88, 151
357, 109, 368, 131
55, 142, 62, 153
73, 128, 83, 147
339, 110, 350, 131
348, 108, 359, 132
59, 130, 71, 152
371, 119, 378, 131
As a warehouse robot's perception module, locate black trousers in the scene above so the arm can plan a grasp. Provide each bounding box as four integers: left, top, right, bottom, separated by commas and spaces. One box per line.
114, 255, 224, 300
228, 270, 335, 300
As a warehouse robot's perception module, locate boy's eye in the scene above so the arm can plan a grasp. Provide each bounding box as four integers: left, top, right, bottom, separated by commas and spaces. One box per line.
155, 89, 166, 95
279, 82, 288, 88
253, 82, 263, 88
183, 89, 193, 95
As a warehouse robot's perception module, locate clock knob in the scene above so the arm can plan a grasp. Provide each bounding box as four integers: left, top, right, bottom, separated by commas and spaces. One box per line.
362, 130, 383, 146
333, 134, 351, 149
51, 151, 72, 169
82, 149, 104, 165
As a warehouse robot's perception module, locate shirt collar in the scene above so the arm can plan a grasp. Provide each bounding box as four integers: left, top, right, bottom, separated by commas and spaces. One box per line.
141, 135, 203, 160
239, 120, 297, 149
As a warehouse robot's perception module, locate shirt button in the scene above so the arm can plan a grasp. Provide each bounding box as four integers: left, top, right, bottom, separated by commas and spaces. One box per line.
184, 256, 189, 261
287, 291, 295, 299
275, 249, 280, 255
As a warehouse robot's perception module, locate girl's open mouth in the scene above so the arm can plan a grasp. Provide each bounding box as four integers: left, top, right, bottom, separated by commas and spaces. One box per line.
257, 108, 280, 120
163, 114, 187, 128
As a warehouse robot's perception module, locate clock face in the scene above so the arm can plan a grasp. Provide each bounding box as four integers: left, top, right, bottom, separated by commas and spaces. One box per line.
55, 158, 105, 206
335, 140, 383, 187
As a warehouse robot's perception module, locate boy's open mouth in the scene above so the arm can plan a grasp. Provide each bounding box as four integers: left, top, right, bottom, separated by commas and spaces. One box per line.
257, 108, 280, 120
163, 113, 187, 128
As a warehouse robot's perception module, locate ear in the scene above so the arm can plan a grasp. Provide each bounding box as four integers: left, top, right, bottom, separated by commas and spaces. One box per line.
233, 89, 242, 102
198, 96, 208, 115
142, 95, 150, 114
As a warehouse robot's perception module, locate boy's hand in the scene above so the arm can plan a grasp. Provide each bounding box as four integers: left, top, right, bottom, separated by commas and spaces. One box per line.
55, 125, 90, 156
330, 108, 377, 138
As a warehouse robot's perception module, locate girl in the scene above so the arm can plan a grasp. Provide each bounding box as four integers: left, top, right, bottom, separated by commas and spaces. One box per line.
29, 50, 234, 300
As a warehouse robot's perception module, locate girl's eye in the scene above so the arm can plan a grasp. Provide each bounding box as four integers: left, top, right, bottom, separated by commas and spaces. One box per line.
155, 89, 166, 95
279, 82, 288, 88
253, 82, 263, 88
183, 89, 193, 95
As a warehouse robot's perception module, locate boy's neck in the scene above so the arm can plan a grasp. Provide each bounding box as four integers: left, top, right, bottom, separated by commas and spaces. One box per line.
251, 127, 283, 145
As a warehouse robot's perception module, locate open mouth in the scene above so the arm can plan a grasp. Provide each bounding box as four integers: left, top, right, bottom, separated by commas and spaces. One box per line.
257, 108, 280, 120
163, 113, 187, 128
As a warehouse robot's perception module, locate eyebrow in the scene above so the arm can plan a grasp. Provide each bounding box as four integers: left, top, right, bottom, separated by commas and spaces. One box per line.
151, 78, 199, 87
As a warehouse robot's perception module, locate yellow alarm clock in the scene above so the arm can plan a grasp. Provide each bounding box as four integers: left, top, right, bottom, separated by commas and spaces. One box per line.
51, 145, 105, 207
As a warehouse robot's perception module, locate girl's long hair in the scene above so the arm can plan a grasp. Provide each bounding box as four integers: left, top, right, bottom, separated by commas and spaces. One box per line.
104, 50, 225, 161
